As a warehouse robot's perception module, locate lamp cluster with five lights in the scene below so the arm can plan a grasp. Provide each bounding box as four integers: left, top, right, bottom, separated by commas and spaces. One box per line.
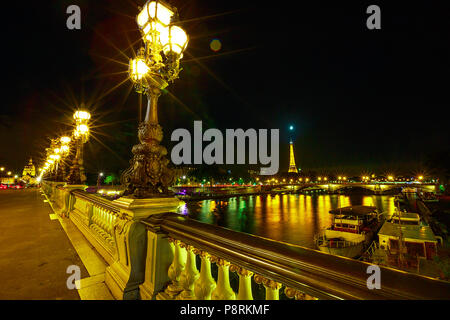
129, 0, 188, 93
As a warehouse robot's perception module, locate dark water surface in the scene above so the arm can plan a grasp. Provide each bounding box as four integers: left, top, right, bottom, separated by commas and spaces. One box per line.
179, 194, 396, 249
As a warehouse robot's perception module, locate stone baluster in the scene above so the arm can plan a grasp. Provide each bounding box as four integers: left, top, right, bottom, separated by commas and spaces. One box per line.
284, 286, 317, 300
164, 238, 186, 299
230, 265, 253, 300
178, 244, 200, 300
254, 275, 282, 300
90, 206, 98, 226
104, 210, 112, 235
105, 210, 111, 234
99, 208, 105, 230
194, 251, 216, 300
212, 258, 236, 300
109, 214, 117, 236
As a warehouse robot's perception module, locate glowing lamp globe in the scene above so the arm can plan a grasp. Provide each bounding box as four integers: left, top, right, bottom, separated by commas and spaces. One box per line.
137, 1, 174, 46
130, 58, 150, 81
74, 110, 91, 123
164, 25, 188, 55
60, 136, 71, 145
76, 124, 89, 135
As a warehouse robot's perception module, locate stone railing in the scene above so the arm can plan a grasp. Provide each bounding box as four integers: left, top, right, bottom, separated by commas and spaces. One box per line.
41, 181, 120, 265
41, 181, 450, 300
139, 213, 450, 300
41, 181, 183, 300
68, 190, 120, 265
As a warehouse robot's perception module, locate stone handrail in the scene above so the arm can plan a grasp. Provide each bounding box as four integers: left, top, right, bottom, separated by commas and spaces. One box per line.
140, 213, 450, 300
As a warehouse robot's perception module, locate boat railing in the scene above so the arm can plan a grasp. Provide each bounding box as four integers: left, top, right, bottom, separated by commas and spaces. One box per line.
314, 233, 361, 248
359, 241, 379, 260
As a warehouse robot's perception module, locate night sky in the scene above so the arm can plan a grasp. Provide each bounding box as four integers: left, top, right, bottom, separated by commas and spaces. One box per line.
1, 1, 449, 178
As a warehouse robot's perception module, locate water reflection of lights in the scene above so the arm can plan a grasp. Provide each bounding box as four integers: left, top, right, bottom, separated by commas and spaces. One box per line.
184, 194, 395, 249
362, 196, 375, 207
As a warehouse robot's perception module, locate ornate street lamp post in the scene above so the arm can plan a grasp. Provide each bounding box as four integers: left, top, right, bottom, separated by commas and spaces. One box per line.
47, 140, 60, 181
105, 2, 187, 300
121, 0, 188, 198
67, 110, 90, 185
55, 136, 71, 181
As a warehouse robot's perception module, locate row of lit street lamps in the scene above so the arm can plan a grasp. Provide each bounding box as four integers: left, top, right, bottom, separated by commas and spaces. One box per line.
38, 110, 91, 185
38, 1, 188, 197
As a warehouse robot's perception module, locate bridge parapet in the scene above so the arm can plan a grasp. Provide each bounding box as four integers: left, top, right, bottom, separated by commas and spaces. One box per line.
140, 213, 450, 300
40, 181, 450, 300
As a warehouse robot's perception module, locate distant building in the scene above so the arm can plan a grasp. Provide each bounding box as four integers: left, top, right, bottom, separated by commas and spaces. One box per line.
0, 177, 14, 185
22, 158, 37, 185
22, 158, 36, 177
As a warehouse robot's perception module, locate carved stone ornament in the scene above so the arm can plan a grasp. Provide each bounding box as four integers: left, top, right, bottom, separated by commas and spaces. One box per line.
121, 120, 176, 198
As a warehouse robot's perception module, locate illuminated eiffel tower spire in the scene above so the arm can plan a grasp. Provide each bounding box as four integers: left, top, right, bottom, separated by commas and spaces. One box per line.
288, 140, 298, 173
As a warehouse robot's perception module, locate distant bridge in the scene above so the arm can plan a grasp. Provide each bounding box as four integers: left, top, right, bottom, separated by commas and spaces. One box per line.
171, 182, 437, 196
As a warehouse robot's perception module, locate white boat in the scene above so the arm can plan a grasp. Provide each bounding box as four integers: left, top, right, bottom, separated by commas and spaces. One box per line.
377, 211, 439, 261
315, 205, 385, 258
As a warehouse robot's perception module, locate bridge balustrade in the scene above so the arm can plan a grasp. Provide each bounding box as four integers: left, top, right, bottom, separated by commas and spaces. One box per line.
40, 181, 450, 300
140, 213, 450, 300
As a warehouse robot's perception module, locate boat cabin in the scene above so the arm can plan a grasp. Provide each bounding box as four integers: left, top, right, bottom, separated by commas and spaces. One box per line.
389, 212, 421, 225
378, 212, 438, 260
329, 206, 380, 234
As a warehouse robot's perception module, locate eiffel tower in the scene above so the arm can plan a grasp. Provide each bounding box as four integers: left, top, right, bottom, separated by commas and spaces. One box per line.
288, 140, 298, 173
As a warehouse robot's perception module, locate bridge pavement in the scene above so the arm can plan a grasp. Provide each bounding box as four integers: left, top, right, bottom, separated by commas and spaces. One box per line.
0, 188, 95, 299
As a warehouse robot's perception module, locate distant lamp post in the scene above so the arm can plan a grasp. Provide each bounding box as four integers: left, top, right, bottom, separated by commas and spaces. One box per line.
7, 171, 11, 176
53, 145, 62, 181
418, 175, 424, 182
121, 0, 189, 198
56, 136, 71, 181
60, 136, 71, 154
388, 175, 394, 181
67, 110, 90, 185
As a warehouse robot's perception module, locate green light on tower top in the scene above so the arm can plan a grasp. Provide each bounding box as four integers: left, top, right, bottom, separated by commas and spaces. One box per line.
289, 125, 294, 131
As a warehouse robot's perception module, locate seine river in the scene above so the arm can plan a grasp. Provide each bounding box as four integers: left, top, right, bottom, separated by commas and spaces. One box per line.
179, 194, 397, 249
